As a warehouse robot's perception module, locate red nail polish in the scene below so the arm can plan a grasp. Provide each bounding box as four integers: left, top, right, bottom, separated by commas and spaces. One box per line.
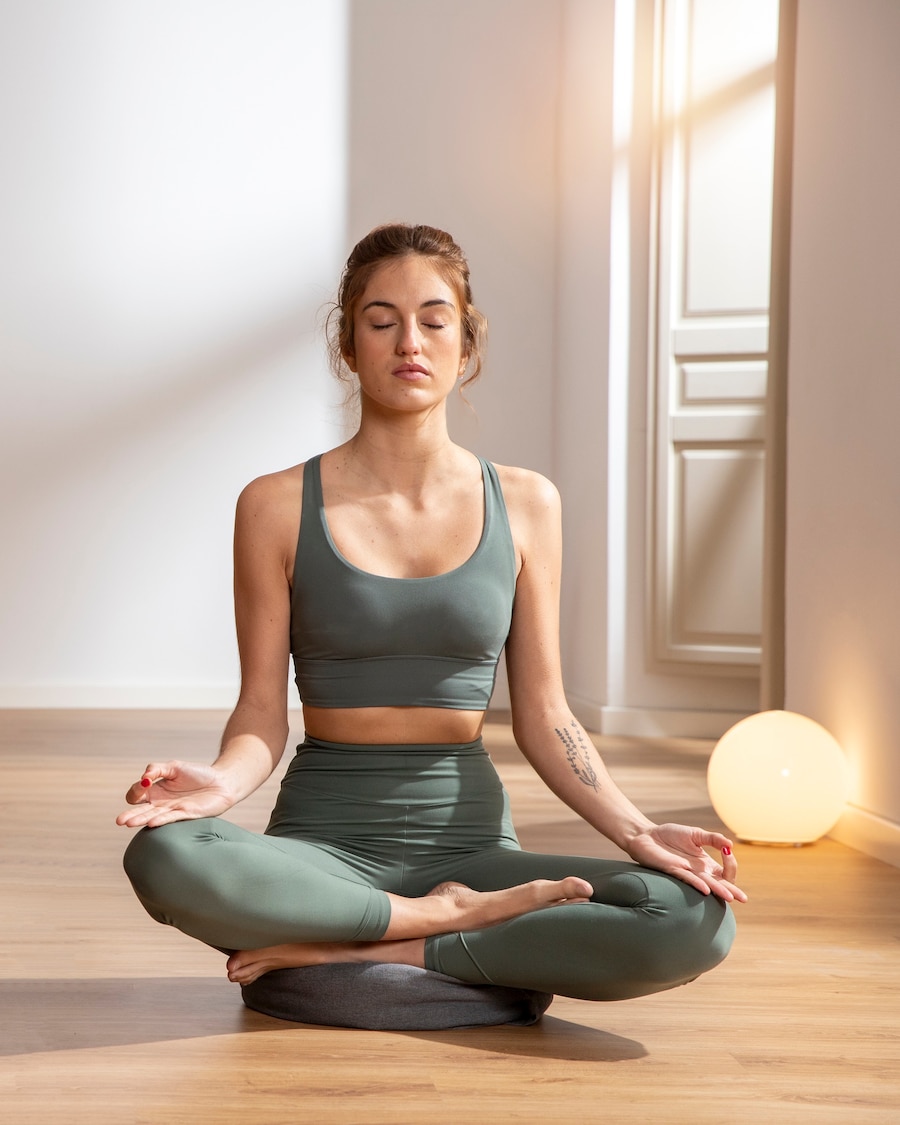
722, 846, 732, 856
140, 777, 151, 788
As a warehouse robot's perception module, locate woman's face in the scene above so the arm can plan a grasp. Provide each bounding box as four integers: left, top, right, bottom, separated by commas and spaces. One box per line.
344, 254, 467, 413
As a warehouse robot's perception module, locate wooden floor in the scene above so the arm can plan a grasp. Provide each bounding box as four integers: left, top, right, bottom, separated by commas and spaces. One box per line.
1, 710, 898, 1124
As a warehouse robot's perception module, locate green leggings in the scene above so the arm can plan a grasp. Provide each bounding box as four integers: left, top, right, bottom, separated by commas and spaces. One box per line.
123, 738, 735, 1001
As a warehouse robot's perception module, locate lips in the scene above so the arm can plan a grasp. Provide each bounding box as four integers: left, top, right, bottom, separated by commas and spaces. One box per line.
392, 363, 429, 378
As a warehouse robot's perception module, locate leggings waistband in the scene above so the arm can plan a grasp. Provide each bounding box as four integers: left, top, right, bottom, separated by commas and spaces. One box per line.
268, 734, 508, 842
298, 735, 486, 756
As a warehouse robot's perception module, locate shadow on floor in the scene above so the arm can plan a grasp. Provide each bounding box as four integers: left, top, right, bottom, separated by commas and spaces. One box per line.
3, 977, 646, 1062
398, 1015, 647, 1062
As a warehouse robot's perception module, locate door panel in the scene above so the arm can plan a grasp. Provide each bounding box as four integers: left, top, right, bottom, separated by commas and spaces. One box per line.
671, 445, 765, 656
651, 0, 778, 671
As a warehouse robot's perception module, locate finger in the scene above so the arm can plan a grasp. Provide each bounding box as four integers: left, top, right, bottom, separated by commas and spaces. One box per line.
715, 877, 748, 904
140, 763, 175, 787
704, 865, 748, 903
123, 764, 163, 804
697, 830, 735, 852
116, 805, 189, 829
116, 799, 169, 826
710, 881, 746, 904
720, 845, 739, 882
142, 809, 185, 829
672, 864, 745, 904
667, 867, 713, 897
690, 866, 737, 903
129, 762, 183, 802
124, 781, 155, 806
116, 808, 153, 827
715, 847, 748, 901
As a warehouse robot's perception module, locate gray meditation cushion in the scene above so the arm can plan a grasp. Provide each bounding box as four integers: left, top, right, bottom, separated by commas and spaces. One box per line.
240, 962, 553, 1030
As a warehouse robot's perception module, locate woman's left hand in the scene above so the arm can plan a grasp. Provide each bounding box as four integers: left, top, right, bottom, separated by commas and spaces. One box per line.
626, 823, 748, 903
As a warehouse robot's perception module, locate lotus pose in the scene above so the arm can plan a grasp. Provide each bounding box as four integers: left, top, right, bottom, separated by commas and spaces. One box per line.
119, 223, 744, 1007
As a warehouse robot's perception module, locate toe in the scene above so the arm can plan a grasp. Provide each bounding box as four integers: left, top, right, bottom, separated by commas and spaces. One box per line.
553, 876, 593, 901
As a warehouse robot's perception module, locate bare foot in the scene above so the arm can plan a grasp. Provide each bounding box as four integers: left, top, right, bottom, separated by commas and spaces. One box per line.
226, 937, 424, 986
423, 877, 598, 931
226, 876, 593, 985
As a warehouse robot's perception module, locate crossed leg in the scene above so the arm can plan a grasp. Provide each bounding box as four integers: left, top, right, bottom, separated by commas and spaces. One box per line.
124, 821, 734, 1001
123, 819, 594, 985
225, 876, 593, 984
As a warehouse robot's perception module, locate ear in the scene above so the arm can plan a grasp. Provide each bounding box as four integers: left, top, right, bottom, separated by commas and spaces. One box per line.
343, 348, 357, 374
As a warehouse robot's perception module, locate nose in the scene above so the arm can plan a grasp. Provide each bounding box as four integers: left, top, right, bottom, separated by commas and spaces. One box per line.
397, 318, 422, 356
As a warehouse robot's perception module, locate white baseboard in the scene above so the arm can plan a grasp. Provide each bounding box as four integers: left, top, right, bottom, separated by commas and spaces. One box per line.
2, 687, 748, 740
828, 804, 900, 869
566, 695, 606, 733
568, 696, 751, 739
0, 683, 305, 709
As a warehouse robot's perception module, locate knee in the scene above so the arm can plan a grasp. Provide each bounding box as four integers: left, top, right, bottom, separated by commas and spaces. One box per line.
636, 877, 736, 988
123, 822, 170, 878
123, 827, 158, 891
122, 819, 212, 897
608, 872, 736, 997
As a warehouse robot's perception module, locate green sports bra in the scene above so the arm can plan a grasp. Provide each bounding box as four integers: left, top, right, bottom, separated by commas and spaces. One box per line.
290, 454, 517, 709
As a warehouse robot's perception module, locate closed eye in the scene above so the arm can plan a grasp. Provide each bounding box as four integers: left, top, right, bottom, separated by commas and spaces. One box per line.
368, 320, 448, 330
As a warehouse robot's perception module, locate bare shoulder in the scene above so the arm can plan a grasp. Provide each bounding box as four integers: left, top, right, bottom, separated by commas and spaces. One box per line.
493, 463, 562, 520
234, 463, 306, 567
237, 462, 305, 517
492, 464, 562, 570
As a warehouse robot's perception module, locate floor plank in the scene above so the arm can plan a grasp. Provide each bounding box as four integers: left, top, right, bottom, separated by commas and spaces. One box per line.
1, 710, 898, 1123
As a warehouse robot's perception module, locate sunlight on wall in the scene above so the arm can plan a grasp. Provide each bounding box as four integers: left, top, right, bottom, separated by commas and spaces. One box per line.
786, 0, 900, 859
0, 1, 348, 705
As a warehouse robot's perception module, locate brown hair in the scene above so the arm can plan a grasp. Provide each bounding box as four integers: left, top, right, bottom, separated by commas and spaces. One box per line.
326, 223, 488, 392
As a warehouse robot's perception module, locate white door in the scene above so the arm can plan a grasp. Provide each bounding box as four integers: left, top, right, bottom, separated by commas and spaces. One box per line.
650, 0, 779, 672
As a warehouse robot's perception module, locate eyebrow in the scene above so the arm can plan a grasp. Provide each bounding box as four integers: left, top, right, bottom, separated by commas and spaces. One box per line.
361, 298, 455, 312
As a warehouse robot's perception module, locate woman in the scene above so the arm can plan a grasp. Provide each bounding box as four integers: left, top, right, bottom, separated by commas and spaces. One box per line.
118, 223, 745, 1005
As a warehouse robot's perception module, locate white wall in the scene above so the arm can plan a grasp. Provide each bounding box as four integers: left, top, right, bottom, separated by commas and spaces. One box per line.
0, 1, 347, 706
554, 0, 615, 725
786, 0, 900, 864
346, 0, 562, 479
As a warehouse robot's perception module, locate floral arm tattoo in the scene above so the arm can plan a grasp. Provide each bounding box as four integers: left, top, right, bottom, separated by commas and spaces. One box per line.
554, 720, 600, 791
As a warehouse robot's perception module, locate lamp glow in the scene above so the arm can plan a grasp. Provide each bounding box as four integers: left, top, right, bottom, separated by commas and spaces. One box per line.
707, 711, 850, 845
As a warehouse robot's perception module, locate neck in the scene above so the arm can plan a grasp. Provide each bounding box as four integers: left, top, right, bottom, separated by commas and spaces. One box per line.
335, 408, 473, 493
351, 403, 454, 464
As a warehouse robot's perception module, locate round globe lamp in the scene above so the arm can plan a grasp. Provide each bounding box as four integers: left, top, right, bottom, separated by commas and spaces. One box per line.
707, 711, 849, 845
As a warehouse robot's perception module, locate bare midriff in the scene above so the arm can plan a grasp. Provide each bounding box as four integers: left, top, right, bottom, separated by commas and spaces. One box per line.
301, 705, 486, 746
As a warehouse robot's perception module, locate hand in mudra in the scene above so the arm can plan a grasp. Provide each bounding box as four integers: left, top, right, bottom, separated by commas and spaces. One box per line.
116, 760, 234, 828
626, 822, 748, 903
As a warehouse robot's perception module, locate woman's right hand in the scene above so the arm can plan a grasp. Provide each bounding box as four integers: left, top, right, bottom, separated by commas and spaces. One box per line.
115, 760, 236, 828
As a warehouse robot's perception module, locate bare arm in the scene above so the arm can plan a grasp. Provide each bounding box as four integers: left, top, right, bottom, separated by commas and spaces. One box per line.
117, 471, 297, 827
214, 472, 295, 792
502, 468, 746, 903
503, 470, 653, 846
